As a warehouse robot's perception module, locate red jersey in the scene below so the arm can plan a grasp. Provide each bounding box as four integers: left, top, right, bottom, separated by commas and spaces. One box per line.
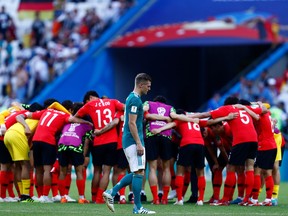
218, 122, 232, 152
32, 109, 70, 145
210, 105, 261, 146
253, 111, 277, 151
5, 110, 28, 128
77, 98, 124, 146
202, 126, 219, 148
115, 111, 124, 149
0, 110, 28, 141
174, 120, 204, 147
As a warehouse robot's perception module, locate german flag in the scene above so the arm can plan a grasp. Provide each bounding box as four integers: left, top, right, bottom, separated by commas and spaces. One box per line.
18, 0, 54, 20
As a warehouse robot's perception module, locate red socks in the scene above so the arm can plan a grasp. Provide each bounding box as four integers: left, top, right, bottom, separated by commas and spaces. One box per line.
36, 185, 43, 198
162, 185, 170, 201
265, 175, 274, 199
91, 187, 98, 202
175, 175, 184, 201
252, 174, 261, 200
237, 172, 245, 198
212, 170, 222, 200
96, 188, 104, 203
43, 185, 51, 196
29, 170, 34, 197
76, 179, 85, 196
58, 179, 66, 196
244, 170, 254, 201
222, 171, 236, 201
51, 172, 59, 197
150, 185, 158, 202
0, 171, 8, 198
197, 176, 206, 201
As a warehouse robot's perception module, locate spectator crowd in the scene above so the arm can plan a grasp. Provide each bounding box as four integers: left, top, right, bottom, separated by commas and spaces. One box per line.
207, 67, 288, 139
0, 0, 134, 110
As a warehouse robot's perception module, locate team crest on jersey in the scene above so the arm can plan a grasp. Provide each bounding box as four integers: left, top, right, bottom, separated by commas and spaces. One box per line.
68, 123, 80, 132
157, 107, 166, 116
131, 106, 137, 112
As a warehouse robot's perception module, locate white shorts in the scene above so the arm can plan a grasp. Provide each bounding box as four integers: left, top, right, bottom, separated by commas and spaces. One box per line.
123, 144, 146, 172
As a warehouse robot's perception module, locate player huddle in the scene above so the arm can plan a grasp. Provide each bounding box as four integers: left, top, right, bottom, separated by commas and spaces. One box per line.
0, 75, 284, 213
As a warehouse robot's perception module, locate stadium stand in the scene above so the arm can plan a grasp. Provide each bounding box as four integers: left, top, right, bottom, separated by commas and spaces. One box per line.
0, 0, 135, 110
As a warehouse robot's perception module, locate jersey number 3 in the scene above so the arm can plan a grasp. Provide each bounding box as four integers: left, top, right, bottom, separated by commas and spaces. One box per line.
96, 109, 113, 127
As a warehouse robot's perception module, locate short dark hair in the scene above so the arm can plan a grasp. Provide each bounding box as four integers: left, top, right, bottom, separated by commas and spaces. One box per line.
153, 95, 167, 104
72, 102, 84, 115
224, 96, 239, 105
176, 109, 185, 115
135, 73, 151, 85
83, 90, 99, 104
238, 99, 251, 105
28, 102, 44, 112
62, 100, 73, 111
43, 98, 59, 108
209, 121, 223, 128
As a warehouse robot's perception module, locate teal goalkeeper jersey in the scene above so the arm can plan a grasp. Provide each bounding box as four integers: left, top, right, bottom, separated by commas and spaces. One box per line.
122, 92, 144, 149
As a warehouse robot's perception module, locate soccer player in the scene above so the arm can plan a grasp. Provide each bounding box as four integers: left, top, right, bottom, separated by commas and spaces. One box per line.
94, 110, 129, 204
103, 73, 156, 214
21, 99, 93, 203
206, 121, 245, 205
0, 105, 28, 202
192, 96, 265, 206
201, 125, 227, 204
50, 100, 75, 203
4, 102, 44, 202
272, 120, 285, 206
151, 110, 236, 206
75, 91, 124, 203
152, 109, 205, 206
57, 102, 93, 204
81, 91, 96, 201
143, 95, 175, 204
238, 101, 277, 206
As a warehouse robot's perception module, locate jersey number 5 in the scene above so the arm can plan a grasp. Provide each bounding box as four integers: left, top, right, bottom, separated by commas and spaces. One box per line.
239, 110, 250, 124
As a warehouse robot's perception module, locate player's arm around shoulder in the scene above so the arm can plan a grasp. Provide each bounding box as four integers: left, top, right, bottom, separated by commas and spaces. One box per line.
94, 117, 120, 136
16, 113, 32, 136
151, 121, 176, 135
68, 115, 93, 127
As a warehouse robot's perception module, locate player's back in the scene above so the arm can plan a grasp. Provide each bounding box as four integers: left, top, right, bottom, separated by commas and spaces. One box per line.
175, 120, 204, 147
255, 112, 276, 150
210, 105, 257, 146
59, 123, 93, 147
32, 108, 70, 145
78, 98, 123, 145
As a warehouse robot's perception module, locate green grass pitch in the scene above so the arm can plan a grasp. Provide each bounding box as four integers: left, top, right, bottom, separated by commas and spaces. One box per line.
0, 180, 287, 216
